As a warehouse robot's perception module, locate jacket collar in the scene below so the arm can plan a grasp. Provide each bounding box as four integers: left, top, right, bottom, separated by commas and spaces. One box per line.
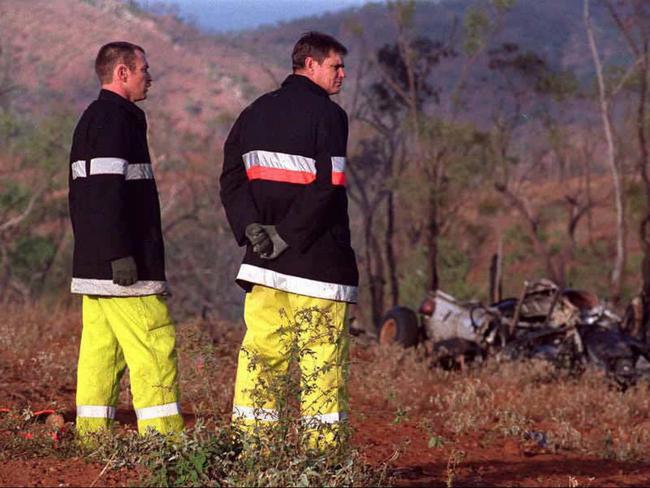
282, 74, 329, 98
98, 89, 146, 120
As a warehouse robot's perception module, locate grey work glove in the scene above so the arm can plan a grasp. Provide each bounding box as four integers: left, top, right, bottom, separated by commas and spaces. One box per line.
259, 225, 288, 260
245, 223, 273, 256
245, 223, 288, 260
111, 256, 138, 286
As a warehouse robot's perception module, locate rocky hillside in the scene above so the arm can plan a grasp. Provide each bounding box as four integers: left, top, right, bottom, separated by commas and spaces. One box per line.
0, 0, 624, 132
232, 0, 623, 88
0, 0, 284, 135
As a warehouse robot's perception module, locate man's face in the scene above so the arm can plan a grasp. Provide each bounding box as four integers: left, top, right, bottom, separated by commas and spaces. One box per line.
123, 50, 152, 102
309, 50, 345, 95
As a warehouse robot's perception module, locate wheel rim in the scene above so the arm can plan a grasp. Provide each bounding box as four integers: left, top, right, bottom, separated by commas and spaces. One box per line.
379, 318, 397, 345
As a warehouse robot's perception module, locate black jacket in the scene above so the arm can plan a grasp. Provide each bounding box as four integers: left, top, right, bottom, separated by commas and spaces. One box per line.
220, 75, 358, 302
68, 89, 167, 296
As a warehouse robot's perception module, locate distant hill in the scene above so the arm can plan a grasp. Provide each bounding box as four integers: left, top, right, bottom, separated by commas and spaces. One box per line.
0, 0, 283, 135
230, 0, 623, 85
0, 0, 625, 133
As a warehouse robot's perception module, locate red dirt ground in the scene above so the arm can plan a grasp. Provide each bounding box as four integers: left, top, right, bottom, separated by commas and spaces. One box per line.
2, 320, 650, 487
2, 405, 650, 487
354, 414, 650, 487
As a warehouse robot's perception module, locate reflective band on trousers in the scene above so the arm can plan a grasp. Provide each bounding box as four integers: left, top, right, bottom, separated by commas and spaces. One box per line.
233, 405, 279, 422
232, 407, 347, 425
243, 150, 346, 186
76, 405, 116, 419
237, 264, 357, 303
71, 158, 154, 180
302, 411, 348, 427
135, 402, 181, 421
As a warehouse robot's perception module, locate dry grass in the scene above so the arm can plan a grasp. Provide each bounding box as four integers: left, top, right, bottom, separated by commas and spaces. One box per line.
350, 342, 650, 462
2, 305, 650, 485
175, 316, 242, 424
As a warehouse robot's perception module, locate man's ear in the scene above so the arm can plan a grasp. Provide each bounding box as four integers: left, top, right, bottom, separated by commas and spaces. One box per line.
115, 64, 128, 83
304, 56, 315, 72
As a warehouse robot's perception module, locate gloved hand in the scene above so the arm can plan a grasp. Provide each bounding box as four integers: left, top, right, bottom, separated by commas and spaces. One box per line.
111, 256, 138, 286
245, 223, 273, 256
258, 225, 288, 260
245, 223, 288, 260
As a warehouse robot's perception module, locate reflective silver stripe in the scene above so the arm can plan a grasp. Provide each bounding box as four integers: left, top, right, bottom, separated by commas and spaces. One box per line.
71, 159, 153, 180
331, 156, 346, 173
76, 405, 116, 419
302, 411, 348, 427
243, 150, 316, 173
71, 160, 87, 179
232, 406, 279, 422
237, 264, 357, 303
135, 402, 180, 421
71, 278, 169, 296
90, 157, 128, 176
126, 164, 154, 180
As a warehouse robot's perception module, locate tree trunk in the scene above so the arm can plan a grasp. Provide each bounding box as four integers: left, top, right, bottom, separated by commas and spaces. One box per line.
584, 0, 627, 301
490, 232, 504, 303
636, 43, 650, 340
364, 214, 385, 328
385, 190, 399, 306
641, 215, 650, 343
428, 187, 439, 292
583, 142, 595, 245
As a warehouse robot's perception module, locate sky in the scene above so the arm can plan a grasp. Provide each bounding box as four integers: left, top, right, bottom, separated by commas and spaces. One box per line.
142, 0, 373, 33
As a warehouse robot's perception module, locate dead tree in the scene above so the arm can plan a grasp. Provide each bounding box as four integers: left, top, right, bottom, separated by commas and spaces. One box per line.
603, 0, 650, 337
0, 39, 17, 110
372, 8, 457, 293
487, 39, 607, 289
494, 181, 566, 285
584, 0, 626, 301
346, 141, 390, 327
564, 193, 595, 252
0, 186, 44, 303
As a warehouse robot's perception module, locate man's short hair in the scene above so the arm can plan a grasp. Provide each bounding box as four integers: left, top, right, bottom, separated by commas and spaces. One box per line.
292, 32, 348, 70
95, 41, 145, 84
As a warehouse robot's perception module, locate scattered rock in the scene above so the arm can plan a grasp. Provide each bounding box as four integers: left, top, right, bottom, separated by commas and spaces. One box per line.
45, 413, 65, 430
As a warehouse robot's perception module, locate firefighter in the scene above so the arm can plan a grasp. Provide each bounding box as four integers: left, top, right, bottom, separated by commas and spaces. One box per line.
220, 32, 358, 447
68, 42, 183, 435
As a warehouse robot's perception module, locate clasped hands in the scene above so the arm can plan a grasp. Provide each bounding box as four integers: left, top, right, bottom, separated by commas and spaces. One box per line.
245, 223, 288, 260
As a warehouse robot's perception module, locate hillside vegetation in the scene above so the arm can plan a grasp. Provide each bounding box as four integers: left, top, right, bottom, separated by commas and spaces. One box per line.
0, 0, 278, 132
0, 0, 648, 329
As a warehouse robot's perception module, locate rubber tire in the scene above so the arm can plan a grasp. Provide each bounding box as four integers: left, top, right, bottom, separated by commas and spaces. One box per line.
378, 306, 420, 348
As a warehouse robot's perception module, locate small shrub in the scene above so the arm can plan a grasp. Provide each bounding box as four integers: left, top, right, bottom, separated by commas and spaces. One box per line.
89, 306, 388, 487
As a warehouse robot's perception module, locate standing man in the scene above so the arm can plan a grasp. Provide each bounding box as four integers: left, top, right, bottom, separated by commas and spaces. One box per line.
68, 42, 183, 436
220, 32, 358, 446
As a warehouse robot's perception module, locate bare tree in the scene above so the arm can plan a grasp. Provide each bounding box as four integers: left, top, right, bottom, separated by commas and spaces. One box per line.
372, 3, 458, 293
602, 0, 650, 334
346, 0, 512, 308
584, 0, 626, 301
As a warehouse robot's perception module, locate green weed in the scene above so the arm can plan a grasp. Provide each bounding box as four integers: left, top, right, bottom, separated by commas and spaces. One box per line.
91, 306, 388, 486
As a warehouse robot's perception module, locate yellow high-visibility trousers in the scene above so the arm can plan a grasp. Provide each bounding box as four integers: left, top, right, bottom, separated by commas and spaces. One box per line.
76, 295, 184, 435
232, 285, 349, 447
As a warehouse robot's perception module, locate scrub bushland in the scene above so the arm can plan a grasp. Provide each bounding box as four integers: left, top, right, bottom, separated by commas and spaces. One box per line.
0, 305, 387, 486
354, 344, 650, 462
0, 410, 385, 487
3, 305, 650, 485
